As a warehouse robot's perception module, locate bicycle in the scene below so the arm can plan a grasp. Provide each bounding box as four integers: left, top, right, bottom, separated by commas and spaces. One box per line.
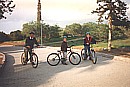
21, 47, 38, 68
81, 45, 97, 64
47, 45, 81, 66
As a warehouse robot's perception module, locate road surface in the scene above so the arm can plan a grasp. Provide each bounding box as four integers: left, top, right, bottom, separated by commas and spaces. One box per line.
0, 46, 130, 87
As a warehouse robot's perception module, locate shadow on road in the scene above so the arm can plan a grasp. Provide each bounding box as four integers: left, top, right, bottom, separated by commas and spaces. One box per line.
0, 46, 23, 53
0, 46, 114, 87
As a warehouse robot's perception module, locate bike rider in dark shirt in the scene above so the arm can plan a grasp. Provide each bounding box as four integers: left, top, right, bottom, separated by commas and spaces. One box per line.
24, 31, 40, 63
61, 36, 68, 65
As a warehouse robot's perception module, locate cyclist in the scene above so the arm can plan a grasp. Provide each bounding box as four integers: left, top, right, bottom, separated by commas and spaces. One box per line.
61, 36, 68, 65
24, 31, 40, 64
83, 32, 96, 60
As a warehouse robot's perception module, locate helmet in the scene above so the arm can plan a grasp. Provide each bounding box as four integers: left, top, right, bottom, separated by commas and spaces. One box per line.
86, 32, 90, 35
63, 36, 67, 38
29, 31, 35, 34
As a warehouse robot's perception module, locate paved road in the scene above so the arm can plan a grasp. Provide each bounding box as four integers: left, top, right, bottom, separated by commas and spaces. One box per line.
0, 46, 130, 87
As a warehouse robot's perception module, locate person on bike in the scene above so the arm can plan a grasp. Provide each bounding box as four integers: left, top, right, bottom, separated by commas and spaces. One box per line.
24, 31, 40, 64
61, 36, 68, 65
83, 32, 96, 60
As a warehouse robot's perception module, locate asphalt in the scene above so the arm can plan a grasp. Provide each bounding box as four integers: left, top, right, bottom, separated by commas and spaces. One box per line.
0, 46, 130, 87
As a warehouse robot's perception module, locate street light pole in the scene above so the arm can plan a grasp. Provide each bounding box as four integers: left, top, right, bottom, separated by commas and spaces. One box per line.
41, 20, 43, 46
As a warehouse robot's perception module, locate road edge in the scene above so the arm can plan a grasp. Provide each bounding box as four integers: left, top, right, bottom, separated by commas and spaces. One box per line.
97, 52, 130, 63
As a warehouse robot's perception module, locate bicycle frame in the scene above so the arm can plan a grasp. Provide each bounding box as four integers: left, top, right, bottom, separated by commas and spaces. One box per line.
84, 44, 95, 56
24, 47, 36, 61
57, 45, 74, 59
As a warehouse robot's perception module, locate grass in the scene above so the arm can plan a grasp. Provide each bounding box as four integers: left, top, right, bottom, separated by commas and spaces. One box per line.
44, 37, 130, 52
1, 37, 130, 52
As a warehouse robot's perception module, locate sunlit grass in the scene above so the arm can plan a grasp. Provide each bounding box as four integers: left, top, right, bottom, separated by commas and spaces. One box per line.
44, 38, 130, 52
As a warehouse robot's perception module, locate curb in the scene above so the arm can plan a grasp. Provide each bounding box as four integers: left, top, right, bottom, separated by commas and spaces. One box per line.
97, 52, 130, 63
0, 52, 5, 68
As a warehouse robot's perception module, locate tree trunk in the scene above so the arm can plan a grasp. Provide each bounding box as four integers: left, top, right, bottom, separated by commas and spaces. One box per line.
108, 28, 112, 51
108, 16, 113, 51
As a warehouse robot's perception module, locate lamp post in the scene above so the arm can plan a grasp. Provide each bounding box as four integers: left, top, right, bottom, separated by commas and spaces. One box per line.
41, 20, 43, 46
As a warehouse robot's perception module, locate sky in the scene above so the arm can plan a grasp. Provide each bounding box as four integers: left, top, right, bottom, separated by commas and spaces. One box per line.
0, 0, 130, 34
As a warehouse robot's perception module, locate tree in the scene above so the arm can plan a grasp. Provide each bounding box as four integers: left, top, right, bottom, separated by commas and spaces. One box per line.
0, 31, 10, 42
0, 0, 15, 19
112, 27, 127, 40
92, 0, 129, 51
22, 22, 61, 41
82, 22, 108, 41
10, 30, 24, 41
65, 23, 82, 36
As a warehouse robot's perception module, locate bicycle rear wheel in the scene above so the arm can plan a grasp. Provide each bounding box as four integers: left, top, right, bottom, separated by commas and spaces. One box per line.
21, 53, 27, 65
47, 53, 60, 66
90, 51, 97, 64
31, 53, 38, 68
69, 52, 81, 65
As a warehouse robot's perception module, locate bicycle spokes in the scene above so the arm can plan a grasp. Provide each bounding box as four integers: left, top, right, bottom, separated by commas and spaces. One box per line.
69, 53, 81, 65
47, 53, 60, 66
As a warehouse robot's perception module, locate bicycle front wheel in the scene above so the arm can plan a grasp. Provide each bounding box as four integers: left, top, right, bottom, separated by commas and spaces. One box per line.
90, 51, 97, 64
21, 53, 27, 65
31, 53, 38, 68
47, 53, 60, 66
69, 52, 81, 65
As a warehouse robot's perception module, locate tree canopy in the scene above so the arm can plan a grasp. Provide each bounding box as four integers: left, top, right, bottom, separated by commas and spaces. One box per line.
0, 0, 15, 19
92, 0, 129, 51
92, 0, 129, 26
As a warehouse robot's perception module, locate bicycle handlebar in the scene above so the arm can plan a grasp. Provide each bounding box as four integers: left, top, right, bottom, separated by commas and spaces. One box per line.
68, 45, 75, 48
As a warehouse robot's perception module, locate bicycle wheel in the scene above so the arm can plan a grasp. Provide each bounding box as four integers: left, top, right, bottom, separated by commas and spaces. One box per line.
81, 49, 87, 60
31, 53, 38, 68
69, 52, 81, 65
90, 51, 97, 64
21, 53, 27, 65
47, 53, 60, 66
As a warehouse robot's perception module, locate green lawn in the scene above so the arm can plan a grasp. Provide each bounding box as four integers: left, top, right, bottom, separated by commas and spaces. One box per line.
43, 37, 130, 51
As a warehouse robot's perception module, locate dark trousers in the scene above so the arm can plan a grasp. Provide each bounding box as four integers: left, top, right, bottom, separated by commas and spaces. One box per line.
24, 48, 33, 62
84, 45, 90, 58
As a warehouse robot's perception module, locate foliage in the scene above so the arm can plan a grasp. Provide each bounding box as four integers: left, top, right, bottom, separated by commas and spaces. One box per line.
22, 21, 61, 41
91, 0, 129, 51
0, 0, 15, 19
65, 23, 82, 36
112, 27, 127, 40
0, 31, 10, 42
92, 0, 129, 26
10, 30, 24, 41
1, 21, 129, 43
64, 22, 109, 41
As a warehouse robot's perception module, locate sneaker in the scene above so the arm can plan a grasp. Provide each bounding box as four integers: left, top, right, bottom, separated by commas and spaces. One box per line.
62, 62, 68, 65
88, 56, 91, 60
87, 56, 89, 60
83, 57, 87, 60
